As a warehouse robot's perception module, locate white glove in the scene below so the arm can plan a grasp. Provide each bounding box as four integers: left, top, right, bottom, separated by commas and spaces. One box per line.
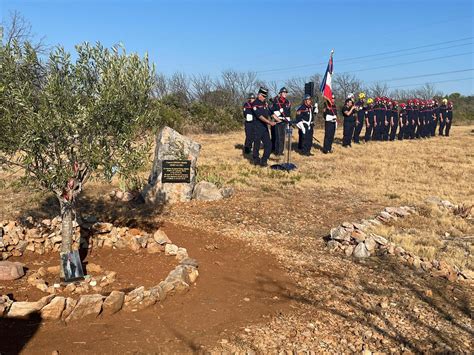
296, 121, 306, 134
313, 103, 319, 114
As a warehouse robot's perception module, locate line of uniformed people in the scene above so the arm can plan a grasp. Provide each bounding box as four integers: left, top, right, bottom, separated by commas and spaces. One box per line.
341, 93, 454, 147
242, 88, 454, 165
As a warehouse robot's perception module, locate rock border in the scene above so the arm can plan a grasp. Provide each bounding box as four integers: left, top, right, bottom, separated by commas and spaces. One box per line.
0, 220, 200, 322
326, 200, 472, 283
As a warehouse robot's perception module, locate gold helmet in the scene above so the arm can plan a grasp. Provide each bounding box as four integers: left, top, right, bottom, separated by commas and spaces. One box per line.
442, 98, 448, 104
358, 92, 366, 99
367, 97, 374, 104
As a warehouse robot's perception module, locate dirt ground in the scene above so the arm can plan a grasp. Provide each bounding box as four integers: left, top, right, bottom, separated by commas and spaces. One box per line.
0, 125, 473, 353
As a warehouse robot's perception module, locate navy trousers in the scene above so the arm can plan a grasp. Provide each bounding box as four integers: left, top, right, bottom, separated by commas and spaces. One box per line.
323, 121, 336, 153
253, 126, 272, 165
343, 119, 355, 147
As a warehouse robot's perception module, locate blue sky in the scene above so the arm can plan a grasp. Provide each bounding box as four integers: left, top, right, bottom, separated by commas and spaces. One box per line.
2, 0, 473, 94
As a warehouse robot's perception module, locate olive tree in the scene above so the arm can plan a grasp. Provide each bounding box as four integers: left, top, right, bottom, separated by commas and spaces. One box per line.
0, 40, 156, 253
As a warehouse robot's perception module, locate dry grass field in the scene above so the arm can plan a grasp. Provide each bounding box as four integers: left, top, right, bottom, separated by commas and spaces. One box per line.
0, 124, 473, 353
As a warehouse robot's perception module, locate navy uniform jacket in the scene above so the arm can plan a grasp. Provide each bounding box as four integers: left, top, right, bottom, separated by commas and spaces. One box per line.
366, 106, 375, 124
355, 100, 366, 124
434, 106, 440, 120
400, 109, 407, 124
447, 106, 453, 121
252, 98, 270, 129
391, 109, 399, 123
439, 104, 447, 120
374, 104, 385, 125
271, 96, 291, 119
342, 104, 356, 122
296, 104, 315, 126
243, 101, 253, 121
413, 107, 419, 124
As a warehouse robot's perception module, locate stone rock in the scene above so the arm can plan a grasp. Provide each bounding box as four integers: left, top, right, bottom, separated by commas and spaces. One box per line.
372, 234, 388, 246
192, 181, 223, 201
128, 237, 142, 253
180, 257, 199, 268
47, 265, 61, 274
7, 295, 54, 318
64, 283, 76, 293
378, 211, 394, 220
160, 280, 175, 295
102, 291, 125, 315
87, 263, 102, 273
341, 222, 354, 230
220, 187, 234, 199
141, 126, 201, 204
351, 230, 367, 243
149, 285, 166, 302
0, 295, 13, 316
36, 282, 49, 293
65, 294, 103, 323
165, 243, 179, 256
103, 238, 114, 248
147, 243, 162, 254
41, 296, 65, 320
364, 237, 377, 252
385, 206, 409, 217
329, 226, 351, 242
186, 268, 199, 283
92, 222, 113, 234
353, 242, 370, 258
394, 246, 405, 255
344, 245, 355, 257
327, 240, 341, 250
0, 261, 25, 280
352, 223, 366, 231
123, 286, 145, 311
153, 229, 171, 245
61, 298, 77, 321
441, 200, 455, 209
176, 247, 188, 262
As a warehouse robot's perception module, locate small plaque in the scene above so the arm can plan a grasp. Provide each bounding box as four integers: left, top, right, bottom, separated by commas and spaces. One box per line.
162, 160, 191, 183
60, 250, 85, 283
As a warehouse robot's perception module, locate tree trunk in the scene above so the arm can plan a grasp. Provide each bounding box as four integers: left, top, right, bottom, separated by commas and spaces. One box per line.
59, 197, 74, 254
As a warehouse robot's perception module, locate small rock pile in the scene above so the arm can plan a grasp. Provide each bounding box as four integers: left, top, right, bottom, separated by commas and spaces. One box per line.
327, 203, 472, 282
0, 216, 187, 260
26, 263, 117, 295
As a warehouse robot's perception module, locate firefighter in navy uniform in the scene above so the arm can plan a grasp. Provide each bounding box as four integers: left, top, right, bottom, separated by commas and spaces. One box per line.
432, 99, 440, 137
364, 98, 375, 142
296, 94, 318, 156
373, 97, 383, 141
381, 97, 390, 141
271, 87, 291, 155
389, 100, 399, 141
242, 93, 256, 154
438, 98, 448, 136
252, 87, 275, 167
406, 100, 414, 139
353, 92, 366, 144
416, 100, 424, 139
398, 103, 407, 140
342, 98, 356, 147
445, 101, 454, 136
322, 96, 338, 154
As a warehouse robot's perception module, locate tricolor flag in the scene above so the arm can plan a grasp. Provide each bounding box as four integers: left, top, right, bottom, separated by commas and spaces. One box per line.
320, 50, 334, 105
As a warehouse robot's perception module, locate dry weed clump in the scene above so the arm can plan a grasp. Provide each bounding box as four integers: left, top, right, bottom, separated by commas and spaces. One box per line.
371, 203, 473, 271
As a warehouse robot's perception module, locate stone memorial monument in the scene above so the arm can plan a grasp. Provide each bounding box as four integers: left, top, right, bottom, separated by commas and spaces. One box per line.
142, 126, 201, 204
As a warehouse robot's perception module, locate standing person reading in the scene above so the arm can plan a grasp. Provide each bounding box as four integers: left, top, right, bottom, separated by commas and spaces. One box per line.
342, 98, 356, 148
